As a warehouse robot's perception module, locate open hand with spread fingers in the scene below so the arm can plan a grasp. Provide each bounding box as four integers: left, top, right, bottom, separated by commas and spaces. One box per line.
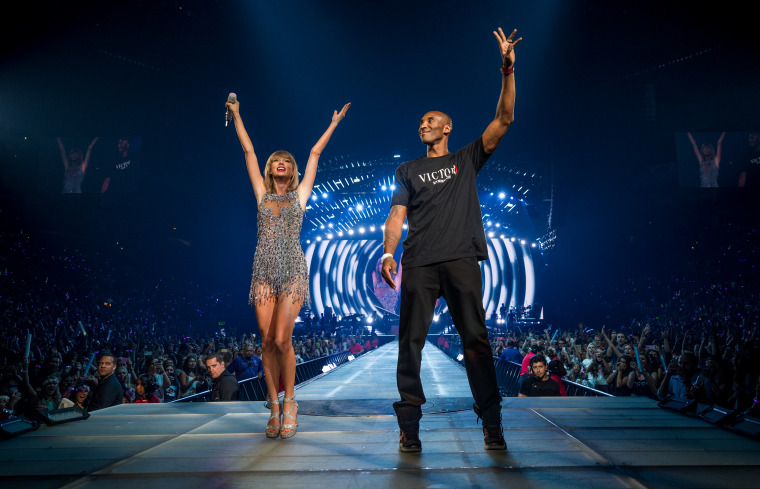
493, 27, 522, 69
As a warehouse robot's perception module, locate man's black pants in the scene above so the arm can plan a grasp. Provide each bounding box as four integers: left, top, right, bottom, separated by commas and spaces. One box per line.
394, 257, 502, 418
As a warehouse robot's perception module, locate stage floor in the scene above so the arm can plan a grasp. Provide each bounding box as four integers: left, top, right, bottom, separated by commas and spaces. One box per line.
2, 342, 759, 489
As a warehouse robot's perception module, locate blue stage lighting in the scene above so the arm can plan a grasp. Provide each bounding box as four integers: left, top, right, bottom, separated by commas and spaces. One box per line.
498, 192, 506, 199
322, 192, 328, 199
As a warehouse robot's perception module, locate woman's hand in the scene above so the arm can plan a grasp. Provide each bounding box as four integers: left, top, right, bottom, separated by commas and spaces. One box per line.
332, 103, 351, 124
225, 99, 240, 114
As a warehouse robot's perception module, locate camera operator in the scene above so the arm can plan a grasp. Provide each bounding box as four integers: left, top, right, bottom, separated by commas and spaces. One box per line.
519, 355, 560, 397
205, 353, 238, 401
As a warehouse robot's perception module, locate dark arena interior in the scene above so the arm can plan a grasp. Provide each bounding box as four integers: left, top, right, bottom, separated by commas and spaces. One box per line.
1, 1, 759, 488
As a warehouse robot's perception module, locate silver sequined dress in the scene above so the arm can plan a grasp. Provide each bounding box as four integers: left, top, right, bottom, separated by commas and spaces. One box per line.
249, 191, 310, 307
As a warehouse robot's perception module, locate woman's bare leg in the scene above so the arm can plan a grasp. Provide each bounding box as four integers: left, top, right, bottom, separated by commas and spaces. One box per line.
272, 296, 302, 433
255, 297, 281, 428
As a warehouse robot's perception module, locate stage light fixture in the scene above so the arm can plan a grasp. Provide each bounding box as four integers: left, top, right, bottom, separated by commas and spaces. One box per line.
726, 414, 760, 439
498, 192, 506, 199
0, 416, 40, 439
696, 403, 737, 425
658, 396, 696, 413
38, 406, 90, 426
322, 192, 328, 198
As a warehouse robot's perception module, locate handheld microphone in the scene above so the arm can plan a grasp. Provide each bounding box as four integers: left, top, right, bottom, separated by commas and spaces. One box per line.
225, 92, 237, 126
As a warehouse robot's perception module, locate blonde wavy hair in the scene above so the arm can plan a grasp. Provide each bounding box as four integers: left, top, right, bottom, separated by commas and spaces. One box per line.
263, 150, 299, 193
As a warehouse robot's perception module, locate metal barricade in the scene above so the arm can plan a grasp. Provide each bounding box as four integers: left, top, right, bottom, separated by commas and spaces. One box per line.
172, 350, 355, 403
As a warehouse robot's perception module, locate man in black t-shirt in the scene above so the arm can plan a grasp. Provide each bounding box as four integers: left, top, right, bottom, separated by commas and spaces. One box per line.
519, 355, 561, 397
101, 137, 138, 193
381, 27, 522, 453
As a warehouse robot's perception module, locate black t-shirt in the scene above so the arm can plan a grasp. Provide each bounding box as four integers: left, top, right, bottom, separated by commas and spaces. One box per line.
520, 376, 561, 397
88, 373, 123, 411
740, 147, 760, 187
104, 152, 139, 193
390, 138, 490, 269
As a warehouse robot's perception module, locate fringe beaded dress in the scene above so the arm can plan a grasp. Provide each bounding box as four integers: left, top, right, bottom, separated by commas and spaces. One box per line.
249, 191, 310, 307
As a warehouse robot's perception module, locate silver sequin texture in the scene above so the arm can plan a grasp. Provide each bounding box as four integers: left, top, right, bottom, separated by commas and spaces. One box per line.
249, 191, 310, 307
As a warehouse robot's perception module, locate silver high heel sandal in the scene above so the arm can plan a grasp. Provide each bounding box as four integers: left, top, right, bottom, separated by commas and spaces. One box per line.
265, 396, 281, 438
280, 395, 299, 439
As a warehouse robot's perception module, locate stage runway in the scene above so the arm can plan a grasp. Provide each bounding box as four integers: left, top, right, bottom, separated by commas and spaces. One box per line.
2, 342, 759, 489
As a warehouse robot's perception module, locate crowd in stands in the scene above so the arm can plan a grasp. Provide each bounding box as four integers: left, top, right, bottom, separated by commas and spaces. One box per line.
477, 274, 760, 412
3, 217, 759, 418
0, 228, 376, 419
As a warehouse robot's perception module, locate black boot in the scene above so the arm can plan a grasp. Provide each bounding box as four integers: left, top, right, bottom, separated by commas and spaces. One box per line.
473, 402, 507, 450
394, 403, 422, 453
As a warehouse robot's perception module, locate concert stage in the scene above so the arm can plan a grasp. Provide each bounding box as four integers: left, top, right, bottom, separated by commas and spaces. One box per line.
2, 342, 758, 489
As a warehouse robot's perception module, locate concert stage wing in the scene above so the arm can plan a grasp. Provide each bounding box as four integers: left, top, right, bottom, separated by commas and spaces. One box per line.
1, 342, 758, 489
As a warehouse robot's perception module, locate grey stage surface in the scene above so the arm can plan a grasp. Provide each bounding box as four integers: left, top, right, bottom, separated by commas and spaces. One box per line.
2, 342, 759, 489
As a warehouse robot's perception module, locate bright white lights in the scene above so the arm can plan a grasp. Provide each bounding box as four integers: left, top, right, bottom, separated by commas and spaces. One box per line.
488, 231, 495, 237
381, 185, 387, 191
356, 203, 363, 211
390, 184, 396, 191
322, 192, 328, 199
369, 226, 376, 232
433, 314, 440, 322
520, 239, 526, 245
457, 354, 464, 362
359, 227, 365, 233
498, 192, 506, 199
311, 195, 318, 201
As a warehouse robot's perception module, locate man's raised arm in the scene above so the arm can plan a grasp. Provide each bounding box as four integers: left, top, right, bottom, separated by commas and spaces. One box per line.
482, 27, 522, 155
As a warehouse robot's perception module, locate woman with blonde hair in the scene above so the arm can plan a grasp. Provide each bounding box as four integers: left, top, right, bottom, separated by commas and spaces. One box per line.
227, 97, 350, 439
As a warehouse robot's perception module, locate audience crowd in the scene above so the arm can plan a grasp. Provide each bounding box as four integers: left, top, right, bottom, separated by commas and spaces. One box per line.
0, 228, 375, 419
2, 220, 759, 420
